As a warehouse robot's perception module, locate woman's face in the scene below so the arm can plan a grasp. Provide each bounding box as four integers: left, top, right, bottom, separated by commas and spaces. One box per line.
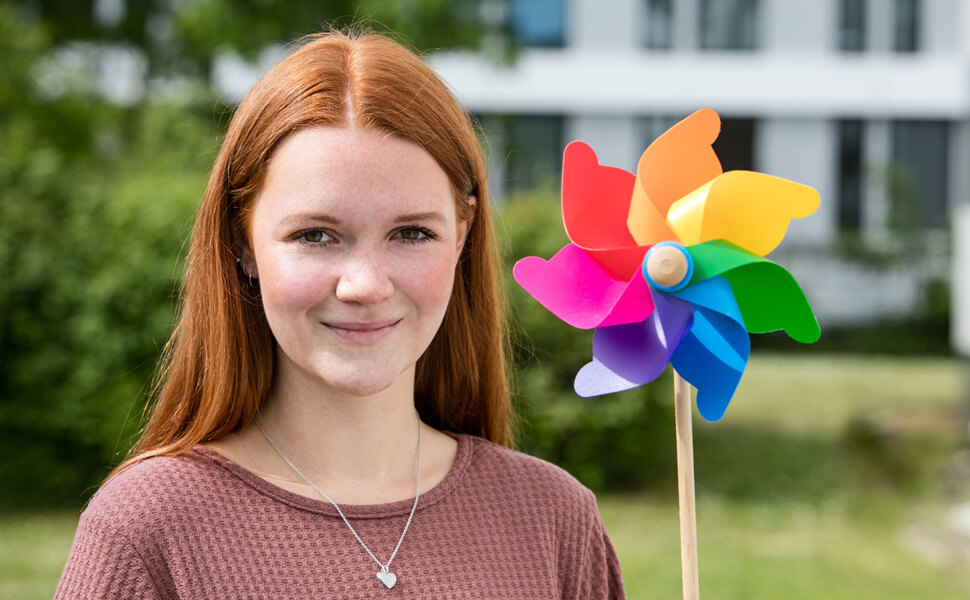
243, 126, 471, 398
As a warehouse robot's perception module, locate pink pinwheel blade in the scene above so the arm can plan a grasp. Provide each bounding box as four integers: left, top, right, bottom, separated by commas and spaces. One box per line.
575, 292, 693, 397
513, 243, 656, 330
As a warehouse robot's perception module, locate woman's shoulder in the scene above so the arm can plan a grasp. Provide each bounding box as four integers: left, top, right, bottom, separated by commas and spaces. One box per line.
81, 448, 230, 539
458, 434, 599, 513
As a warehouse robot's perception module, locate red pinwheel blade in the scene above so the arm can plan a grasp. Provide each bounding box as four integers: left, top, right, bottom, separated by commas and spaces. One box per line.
561, 141, 652, 280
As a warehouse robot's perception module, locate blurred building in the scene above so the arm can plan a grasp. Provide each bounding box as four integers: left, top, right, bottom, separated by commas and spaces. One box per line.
429, 0, 969, 326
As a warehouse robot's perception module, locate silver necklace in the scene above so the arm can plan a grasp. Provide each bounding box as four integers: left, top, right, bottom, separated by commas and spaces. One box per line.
255, 418, 422, 590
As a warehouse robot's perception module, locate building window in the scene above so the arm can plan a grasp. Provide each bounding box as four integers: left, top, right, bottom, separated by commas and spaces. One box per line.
641, 115, 678, 149
488, 114, 564, 194
507, 0, 566, 47
889, 121, 948, 230
838, 120, 865, 233
698, 0, 759, 51
839, 0, 867, 52
712, 117, 756, 171
644, 0, 674, 50
893, 0, 919, 52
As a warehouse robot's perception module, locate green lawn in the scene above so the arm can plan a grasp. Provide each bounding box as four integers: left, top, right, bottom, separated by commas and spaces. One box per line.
3, 354, 968, 599
603, 353, 970, 599
0, 511, 77, 600
601, 496, 970, 599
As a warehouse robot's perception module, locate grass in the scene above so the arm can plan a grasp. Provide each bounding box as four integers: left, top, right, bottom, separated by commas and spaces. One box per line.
601, 496, 970, 599
601, 353, 970, 599
0, 511, 77, 600
2, 354, 968, 599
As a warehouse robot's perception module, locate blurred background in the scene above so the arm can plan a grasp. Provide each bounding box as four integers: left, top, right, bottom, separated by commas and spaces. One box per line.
1, 0, 968, 598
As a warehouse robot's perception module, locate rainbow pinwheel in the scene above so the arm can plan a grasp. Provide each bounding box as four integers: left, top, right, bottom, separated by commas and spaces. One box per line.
513, 109, 821, 422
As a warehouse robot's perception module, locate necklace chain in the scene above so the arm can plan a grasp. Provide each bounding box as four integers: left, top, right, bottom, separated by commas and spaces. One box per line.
255, 418, 422, 582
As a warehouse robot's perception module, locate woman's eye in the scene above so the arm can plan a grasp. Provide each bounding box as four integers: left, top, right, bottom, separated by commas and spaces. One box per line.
295, 230, 333, 244
396, 226, 436, 243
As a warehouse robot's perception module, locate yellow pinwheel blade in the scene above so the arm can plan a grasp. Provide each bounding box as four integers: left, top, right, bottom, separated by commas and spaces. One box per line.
665, 171, 820, 257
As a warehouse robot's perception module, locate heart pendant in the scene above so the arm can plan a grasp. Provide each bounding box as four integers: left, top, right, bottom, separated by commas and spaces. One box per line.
376, 570, 397, 589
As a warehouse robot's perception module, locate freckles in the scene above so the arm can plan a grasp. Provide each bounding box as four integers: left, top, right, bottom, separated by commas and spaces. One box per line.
408, 261, 457, 307
260, 257, 335, 311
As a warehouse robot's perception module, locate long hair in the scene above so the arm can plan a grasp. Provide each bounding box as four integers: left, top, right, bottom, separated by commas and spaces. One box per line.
112, 29, 511, 476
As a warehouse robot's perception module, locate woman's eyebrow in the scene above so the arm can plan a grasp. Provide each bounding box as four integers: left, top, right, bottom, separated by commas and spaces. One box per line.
280, 213, 342, 226
279, 211, 447, 227
393, 211, 446, 224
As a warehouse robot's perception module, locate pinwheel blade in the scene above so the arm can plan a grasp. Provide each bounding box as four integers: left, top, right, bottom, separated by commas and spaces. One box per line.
671, 277, 750, 421
673, 274, 744, 325
561, 142, 648, 280
687, 240, 821, 343
666, 171, 820, 257
514, 244, 656, 330
628, 109, 722, 246
575, 293, 694, 397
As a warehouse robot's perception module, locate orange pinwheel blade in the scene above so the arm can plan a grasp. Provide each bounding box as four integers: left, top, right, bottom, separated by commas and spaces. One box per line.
628, 109, 722, 246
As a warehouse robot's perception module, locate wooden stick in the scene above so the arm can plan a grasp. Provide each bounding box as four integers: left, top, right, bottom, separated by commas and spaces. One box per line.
673, 369, 700, 600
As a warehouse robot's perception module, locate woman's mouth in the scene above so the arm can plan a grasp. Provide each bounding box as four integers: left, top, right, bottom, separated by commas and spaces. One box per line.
322, 319, 401, 344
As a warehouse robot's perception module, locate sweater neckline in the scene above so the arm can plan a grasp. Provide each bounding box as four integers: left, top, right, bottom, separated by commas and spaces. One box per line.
189, 432, 473, 520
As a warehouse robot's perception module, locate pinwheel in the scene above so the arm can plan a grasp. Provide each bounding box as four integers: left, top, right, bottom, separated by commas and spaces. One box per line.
512, 108, 821, 599
513, 108, 820, 419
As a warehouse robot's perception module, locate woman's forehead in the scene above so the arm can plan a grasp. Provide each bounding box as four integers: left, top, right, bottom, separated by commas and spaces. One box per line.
253, 126, 457, 225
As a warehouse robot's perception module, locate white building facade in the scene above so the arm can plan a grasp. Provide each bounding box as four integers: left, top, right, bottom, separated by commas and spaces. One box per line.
429, 0, 970, 327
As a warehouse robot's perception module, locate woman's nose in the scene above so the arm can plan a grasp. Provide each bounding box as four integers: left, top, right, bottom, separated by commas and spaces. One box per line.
334, 252, 394, 304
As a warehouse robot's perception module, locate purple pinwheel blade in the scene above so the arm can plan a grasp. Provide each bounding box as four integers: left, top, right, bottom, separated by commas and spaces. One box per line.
670, 278, 750, 422
574, 292, 693, 397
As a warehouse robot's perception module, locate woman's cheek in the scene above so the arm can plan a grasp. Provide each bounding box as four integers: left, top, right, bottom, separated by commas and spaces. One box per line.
402, 256, 457, 313
261, 257, 335, 312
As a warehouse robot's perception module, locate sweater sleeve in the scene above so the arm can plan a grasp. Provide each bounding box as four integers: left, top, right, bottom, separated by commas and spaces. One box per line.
53, 511, 162, 600
576, 511, 626, 600
555, 483, 626, 600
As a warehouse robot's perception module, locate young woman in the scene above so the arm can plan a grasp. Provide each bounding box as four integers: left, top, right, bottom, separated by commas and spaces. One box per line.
55, 28, 625, 599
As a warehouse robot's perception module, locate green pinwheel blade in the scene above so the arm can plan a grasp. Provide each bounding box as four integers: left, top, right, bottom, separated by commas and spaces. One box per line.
687, 240, 821, 343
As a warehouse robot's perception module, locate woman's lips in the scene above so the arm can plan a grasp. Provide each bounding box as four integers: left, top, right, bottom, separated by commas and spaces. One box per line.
322, 319, 401, 344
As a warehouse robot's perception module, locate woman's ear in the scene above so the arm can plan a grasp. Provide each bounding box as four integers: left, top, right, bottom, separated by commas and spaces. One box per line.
231, 221, 259, 280
456, 195, 476, 253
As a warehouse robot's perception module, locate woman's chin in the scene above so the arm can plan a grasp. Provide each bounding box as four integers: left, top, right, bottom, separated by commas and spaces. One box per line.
329, 378, 396, 398
316, 366, 411, 399
274, 349, 417, 401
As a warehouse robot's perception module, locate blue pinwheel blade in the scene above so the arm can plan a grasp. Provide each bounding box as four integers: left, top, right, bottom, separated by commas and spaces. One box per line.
575, 292, 693, 397
671, 277, 750, 421
674, 271, 744, 324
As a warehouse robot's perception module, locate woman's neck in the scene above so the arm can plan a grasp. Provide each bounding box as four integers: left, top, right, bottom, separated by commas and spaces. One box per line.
259, 370, 421, 485
206, 361, 443, 505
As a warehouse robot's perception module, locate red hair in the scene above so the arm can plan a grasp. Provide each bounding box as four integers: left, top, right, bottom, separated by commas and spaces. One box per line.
113, 29, 511, 476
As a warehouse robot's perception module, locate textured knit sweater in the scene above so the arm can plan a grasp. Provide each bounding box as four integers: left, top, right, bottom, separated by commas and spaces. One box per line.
55, 433, 625, 599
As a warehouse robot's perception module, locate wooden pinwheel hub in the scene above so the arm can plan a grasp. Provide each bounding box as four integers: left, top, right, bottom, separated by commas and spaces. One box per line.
643, 241, 694, 293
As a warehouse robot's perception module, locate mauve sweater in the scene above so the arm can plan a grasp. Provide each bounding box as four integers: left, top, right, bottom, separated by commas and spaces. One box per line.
55, 433, 626, 599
